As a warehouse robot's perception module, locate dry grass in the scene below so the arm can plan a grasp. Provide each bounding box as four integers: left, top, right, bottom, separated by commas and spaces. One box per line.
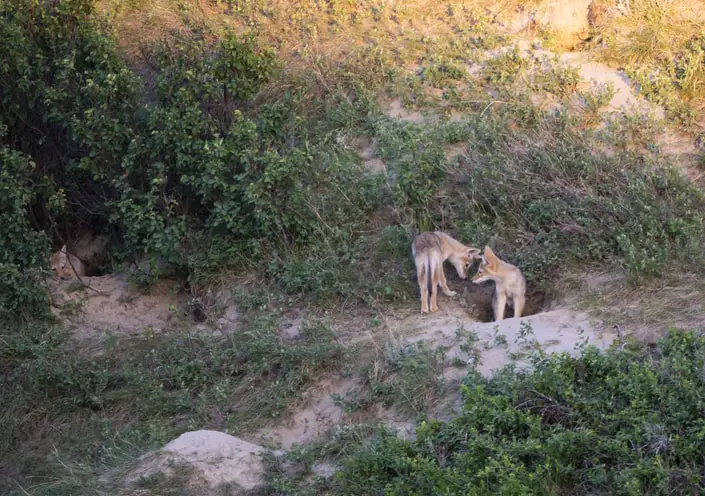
98, 0, 705, 98
96, 0, 497, 117
592, 0, 705, 112
94, 0, 705, 133
95, 0, 563, 86
598, 0, 705, 62
98, 0, 457, 63
564, 268, 705, 343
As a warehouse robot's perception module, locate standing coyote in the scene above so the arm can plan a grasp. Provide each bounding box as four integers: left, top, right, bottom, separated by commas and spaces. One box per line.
472, 246, 526, 321
51, 244, 86, 279
412, 231, 481, 314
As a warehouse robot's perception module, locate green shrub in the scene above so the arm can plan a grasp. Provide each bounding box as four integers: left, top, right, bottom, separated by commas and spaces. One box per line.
533, 57, 580, 97
482, 47, 526, 86
0, 0, 140, 224
0, 146, 58, 321
0, 0, 383, 303
0, 0, 140, 319
333, 330, 705, 495
422, 56, 468, 88
372, 112, 705, 288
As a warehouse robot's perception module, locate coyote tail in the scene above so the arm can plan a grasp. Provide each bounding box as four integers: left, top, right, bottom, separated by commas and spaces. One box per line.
423, 256, 432, 294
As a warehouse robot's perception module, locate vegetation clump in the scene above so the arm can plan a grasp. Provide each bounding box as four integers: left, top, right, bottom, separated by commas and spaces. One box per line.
271, 331, 705, 495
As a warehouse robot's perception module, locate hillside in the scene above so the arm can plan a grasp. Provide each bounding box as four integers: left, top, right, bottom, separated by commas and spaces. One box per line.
2, 0, 705, 494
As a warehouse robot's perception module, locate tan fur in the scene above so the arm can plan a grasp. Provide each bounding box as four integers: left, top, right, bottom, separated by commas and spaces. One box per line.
50, 245, 86, 279
411, 231, 481, 314
471, 246, 526, 321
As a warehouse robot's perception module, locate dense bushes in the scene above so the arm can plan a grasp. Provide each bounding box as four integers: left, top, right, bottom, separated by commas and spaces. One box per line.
330, 330, 705, 495
0, 146, 56, 321
0, 0, 381, 319
0, 0, 139, 319
0, 0, 140, 215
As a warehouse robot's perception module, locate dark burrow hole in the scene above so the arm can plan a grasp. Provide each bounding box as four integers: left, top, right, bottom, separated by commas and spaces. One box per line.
190, 304, 207, 323
466, 282, 551, 323
408, 264, 551, 322
86, 265, 108, 277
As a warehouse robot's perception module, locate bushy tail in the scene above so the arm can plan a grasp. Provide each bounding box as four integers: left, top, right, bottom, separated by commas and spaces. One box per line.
423, 256, 432, 294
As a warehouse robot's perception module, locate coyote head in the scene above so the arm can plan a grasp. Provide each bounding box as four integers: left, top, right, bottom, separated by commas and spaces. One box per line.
472, 246, 500, 284
51, 245, 76, 279
449, 246, 482, 280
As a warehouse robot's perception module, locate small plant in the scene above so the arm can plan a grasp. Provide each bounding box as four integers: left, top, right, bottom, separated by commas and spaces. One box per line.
263, 423, 390, 493
56, 295, 86, 319
331, 390, 371, 413
697, 151, 705, 171
458, 327, 482, 369
516, 320, 535, 344
482, 47, 526, 86
579, 82, 616, 118
422, 59, 467, 88
534, 57, 580, 97
450, 356, 467, 367
485, 328, 509, 349
357, 340, 446, 415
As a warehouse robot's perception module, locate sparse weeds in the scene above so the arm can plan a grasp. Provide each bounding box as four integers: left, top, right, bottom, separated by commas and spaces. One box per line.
0, 315, 344, 493
134, 464, 199, 495
533, 56, 580, 97
373, 340, 446, 415
676, 34, 705, 100
592, 0, 705, 127
333, 339, 446, 417
482, 47, 527, 86
578, 82, 616, 121
601, 109, 666, 151
534, 21, 560, 51
421, 57, 468, 88
262, 423, 392, 495
54, 293, 87, 319
627, 66, 697, 126
485, 327, 509, 350
456, 326, 482, 368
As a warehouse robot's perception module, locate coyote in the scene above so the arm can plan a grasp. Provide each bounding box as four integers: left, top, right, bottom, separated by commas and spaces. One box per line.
50, 244, 86, 279
411, 231, 481, 314
471, 246, 526, 321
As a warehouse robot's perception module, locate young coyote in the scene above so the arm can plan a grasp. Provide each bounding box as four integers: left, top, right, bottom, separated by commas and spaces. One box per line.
411, 231, 481, 314
471, 246, 526, 321
50, 244, 86, 279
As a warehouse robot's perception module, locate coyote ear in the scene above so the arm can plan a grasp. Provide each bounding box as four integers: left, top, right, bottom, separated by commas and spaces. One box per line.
484, 246, 498, 266
60, 244, 67, 254
468, 247, 481, 259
